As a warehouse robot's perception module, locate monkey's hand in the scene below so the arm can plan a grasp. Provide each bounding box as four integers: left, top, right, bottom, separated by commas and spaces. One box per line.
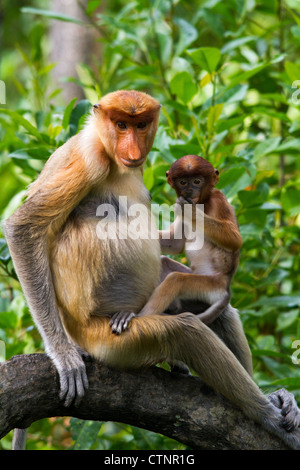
48, 344, 89, 407
176, 197, 205, 215
110, 311, 136, 335
176, 196, 191, 206
269, 388, 300, 432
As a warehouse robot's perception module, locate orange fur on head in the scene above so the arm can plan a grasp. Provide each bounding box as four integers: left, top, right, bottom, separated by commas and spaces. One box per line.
95, 90, 161, 117
167, 155, 218, 183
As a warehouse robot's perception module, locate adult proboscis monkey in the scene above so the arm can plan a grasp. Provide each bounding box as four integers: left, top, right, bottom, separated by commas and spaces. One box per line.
4, 90, 300, 449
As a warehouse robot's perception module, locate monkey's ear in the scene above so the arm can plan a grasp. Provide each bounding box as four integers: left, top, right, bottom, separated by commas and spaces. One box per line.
214, 169, 219, 184
166, 170, 169, 177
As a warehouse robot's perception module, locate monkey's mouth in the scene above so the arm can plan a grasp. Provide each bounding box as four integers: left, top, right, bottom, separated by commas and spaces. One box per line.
120, 157, 146, 168
191, 197, 200, 204
183, 196, 200, 204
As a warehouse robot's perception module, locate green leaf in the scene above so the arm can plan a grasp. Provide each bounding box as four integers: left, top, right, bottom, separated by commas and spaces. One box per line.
286, 0, 300, 11
69, 99, 91, 136
9, 149, 50, 162
170, 143, 201, 158
169, 71, 197, 104
187, 47, 221, 73
0, 239, 10, 263
21, 7, 85, 24
239, 208, 267, 226
171, 57, 194, 75
252, 349, 291, 361
280, 188, 300, 215
252, 295, 300, 308
260, 202, 281, 210
218, 168, 252, 198
238, 189, 267, 208
155, 20, 172, 66
291, 25, 300, 38
63, 98, 78, 130
202, 84, 248, 110
174, 18, 198, 56
284, 61, 300, 81
256, 269, 288, 289
222, 56, 285, 93
86, 0, 102, 15
0, 311, 18, 329
277, 309, 300, 331
143, 166, 154, 191
270, 377, 300, 388
217, 116, 245, 132
252, 106, 291, 123
221, 36, 256, 54
0, 109, 44, 141
276, 138, 300, 153
70, 418, 103, 450
253, 137, 281, 161
297, 319, 300, 340
218, 167, 247, 189
207, 103, 223, 134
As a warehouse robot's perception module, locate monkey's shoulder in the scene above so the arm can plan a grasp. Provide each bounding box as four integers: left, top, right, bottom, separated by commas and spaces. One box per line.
210, 188, 228, 203
208, 189, 236, 218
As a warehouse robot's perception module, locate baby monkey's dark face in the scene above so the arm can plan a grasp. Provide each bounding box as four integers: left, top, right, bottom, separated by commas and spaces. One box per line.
174, 175, 204, 203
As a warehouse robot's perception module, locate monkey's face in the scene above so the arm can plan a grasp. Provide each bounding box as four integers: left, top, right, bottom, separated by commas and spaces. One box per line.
166, 156, 220, 203
93, 92, 160, 171
174, 176, 205, 203
113, 120, 155, 168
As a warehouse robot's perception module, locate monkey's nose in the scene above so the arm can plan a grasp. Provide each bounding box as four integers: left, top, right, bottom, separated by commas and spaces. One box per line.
128, 148, 141, 161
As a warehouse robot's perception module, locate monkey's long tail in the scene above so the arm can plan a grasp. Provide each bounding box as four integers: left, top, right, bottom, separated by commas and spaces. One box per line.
12, 428, 27, 450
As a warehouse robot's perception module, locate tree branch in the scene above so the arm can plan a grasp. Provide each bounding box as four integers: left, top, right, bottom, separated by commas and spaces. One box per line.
0, 353, 289, 450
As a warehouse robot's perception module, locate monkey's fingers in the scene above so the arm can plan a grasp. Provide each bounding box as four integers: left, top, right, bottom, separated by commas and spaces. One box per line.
59, 364, 89, 408
110, 311, 135, 335
279, 391, 300, 432
176, 196, 188, 206
269, 389, 300, 432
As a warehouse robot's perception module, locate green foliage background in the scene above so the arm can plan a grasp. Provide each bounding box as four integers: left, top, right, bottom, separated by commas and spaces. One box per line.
0, 0, 300, 450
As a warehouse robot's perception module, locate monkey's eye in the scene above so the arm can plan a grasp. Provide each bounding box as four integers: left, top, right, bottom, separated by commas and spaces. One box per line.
179, 180, 187, 186
137, 122, 147, 129
116, 121, 127, 130
194, 179, 201, 185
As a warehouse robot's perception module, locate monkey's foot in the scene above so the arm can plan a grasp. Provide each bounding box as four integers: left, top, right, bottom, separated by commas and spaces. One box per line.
110, 311, 136, 335
49, 346, 89, 407
269, 388, 300, 432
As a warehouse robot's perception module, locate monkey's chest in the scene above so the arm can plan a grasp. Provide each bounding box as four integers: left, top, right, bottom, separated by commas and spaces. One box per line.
52, 203, 161, 316
186, 239, 223, 275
